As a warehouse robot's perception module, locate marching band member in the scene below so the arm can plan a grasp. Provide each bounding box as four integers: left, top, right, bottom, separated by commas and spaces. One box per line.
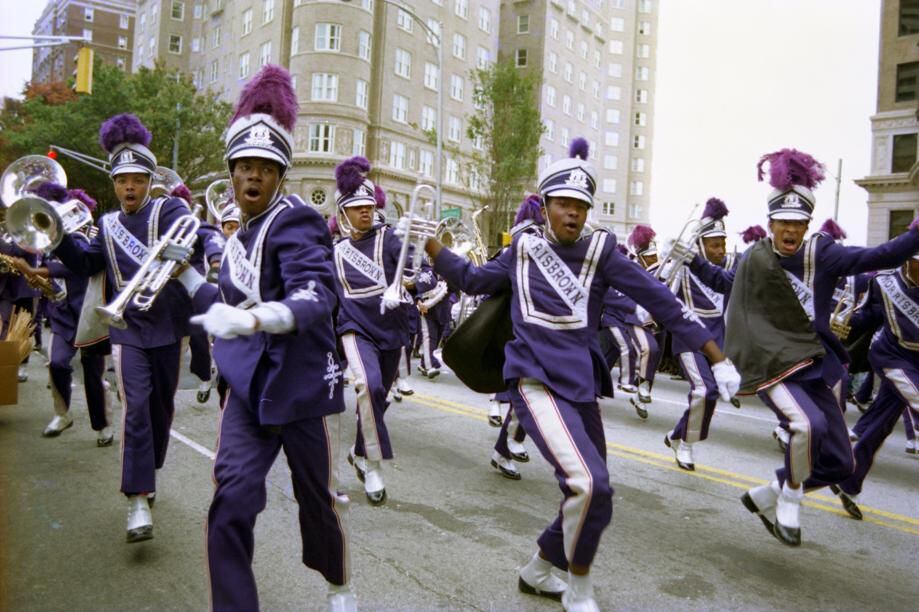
414, 265, 448, 379
625, 225, 663, 405
829, 255, 918, 518
220, 204, 240, 238
1, 237, 40, 382
332, 156, 410, 506
416, 138, 740, 611
599, 284, 645, 410
9, 184, 113, 444
178, 65, 353, 611
685, 148, 919, 546
665, 198, 735, 470
52, 113, 195, 543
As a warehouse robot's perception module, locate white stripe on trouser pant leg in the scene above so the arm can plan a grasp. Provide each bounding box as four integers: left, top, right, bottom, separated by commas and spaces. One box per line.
884, 368, 919, 407
633, 326, 650, 379
765, 382, 812, 485
610, 327, 632, 384
678, 352, 707, 443
518, 378, 593, 564
322, 412, 351, 584
112, 344, 130, 479
420, 315, 433, 370
48, 332, 67, 416
341, 333, 382, 461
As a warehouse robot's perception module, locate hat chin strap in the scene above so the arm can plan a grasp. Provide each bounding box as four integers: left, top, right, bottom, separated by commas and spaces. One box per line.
540, 205, 560, 243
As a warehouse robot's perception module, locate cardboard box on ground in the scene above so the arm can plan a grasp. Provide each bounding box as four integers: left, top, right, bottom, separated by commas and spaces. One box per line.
1, 308, 35, 405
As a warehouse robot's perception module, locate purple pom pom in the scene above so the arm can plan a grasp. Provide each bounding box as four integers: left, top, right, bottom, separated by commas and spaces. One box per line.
628, 224, 656, 250
99, 113, 152, 153
740, 225, 767, 244
374, 184, 387, 209
569, 137, 589, 161
170, 184, 193, 203
328, 215, 340, 236
701, 197, 729, 221
514, 194, 544, 225
231, 64, 298, 132
335, 156, 372, 196
67, 188, 97, 211
34, 182, 69, 203
756, 148, 825, 192
818, 218, 847, 241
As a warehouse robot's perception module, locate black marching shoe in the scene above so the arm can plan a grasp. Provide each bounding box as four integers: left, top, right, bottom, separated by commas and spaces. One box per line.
490, 452, 521, 480
347, 448, 366, 483
829, 485, 863, 520
772, 521, 801, 547
630, 397, 648, 420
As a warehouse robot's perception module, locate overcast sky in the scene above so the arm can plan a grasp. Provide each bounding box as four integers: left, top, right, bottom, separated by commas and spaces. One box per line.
1, 1, 882, 244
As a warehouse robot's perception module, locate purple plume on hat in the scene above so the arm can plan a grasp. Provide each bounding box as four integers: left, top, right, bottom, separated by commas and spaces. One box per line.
818, 218, 847, 240
514, 194, 544, 225
99, 113, 152, 154
170, 184, 193, 203
569, 137, 589, 160
628, 224, 656, 250
740, 224, 767, 244
328, 215, 340, 236
756, 148, 825, 192
231, 64, 298, 132
616, 243, 629, 256
335, 156, 371, 196
34, 181, 68, 203
374, 184, 386, 209
67, 188, 97, 211
702, 197, 728, 221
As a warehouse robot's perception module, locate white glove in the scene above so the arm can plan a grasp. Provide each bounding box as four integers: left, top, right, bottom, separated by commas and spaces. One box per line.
394, 215, 412, 239
248, 301, 295, 334
190, 303, 257, 339
161, 241, 194, 263
668, 240, 694, 265
711, 358, 741, 402
380, 294, 402, 313
177, 266, 206, 297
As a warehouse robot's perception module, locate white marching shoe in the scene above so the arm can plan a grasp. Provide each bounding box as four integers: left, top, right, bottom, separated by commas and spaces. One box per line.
562, 573, 599, 612
637, 379, 652, 403
42, 412, 74, 437
490, 451, 521, 480
196, 380, 212, 403
773, 482, 803, 547
126, 495, 153, 543
487, 401, 503, 427
326, 583, 357, 612
664, 434, 694, 471
517, 553, 566, 601
18, 366, 28, 382
507, 438, 529, 462
741, 481, 780, 536
96, 426, 114, 447
363, 461, 386, 505
396, 377, 414, 396
906, 439, 917, 454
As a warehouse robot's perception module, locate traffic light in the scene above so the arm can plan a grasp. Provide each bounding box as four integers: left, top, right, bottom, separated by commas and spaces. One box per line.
74, 47, 93, 94
501, 231, 512, 247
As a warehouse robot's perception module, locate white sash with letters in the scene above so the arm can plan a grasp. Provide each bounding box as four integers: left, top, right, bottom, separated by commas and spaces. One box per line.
224, 233, 262, 308
520, 234, 592, 326
103, 213, 150, 266
337, 240, 386, 288
784, 270, 815, 321
690, 271, 724, 315
877, 273, 919, 328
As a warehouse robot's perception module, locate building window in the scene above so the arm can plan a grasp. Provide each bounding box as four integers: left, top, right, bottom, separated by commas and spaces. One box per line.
633, 135, 646, 149
291, 27, 300, 55
545, 85, 556, 107
448, 116, 461, 142
455, 0, 468, 20
424, 63, 439, 90
140, 13, 146, 31
263, 0, 275, 24
639, 21, 651, 35
393, 48, 411, 78
590, 111, 598, 129
191, 37, 201, 52
899, 0, 919, 36
421, 105, 436, 131
579, 72, 587, 90
149, 36, 156, 55
239, 52, 251, 78
353, 129, 366, 156
638, 43, 651, 58
545, 118, 554, 141
630, 181, 644, 196
450, 74, 464, 100
392, 94, 409, 123
308, 124, 335, 153
632, 158, 645, 173
576, 103, 584, 122
892, 133, 918, 172
242, 9, 253, 35
355, 79, 368, 109
120, 14, 130, 29
397, 9, 414, 32
609, 40, 623, 54
547, 51, 557, 73
172, 1, 185, 20
169, 35, 183, 54
358, 30, 372, 61
194, 3, 203, 19
592, 81, 600, 99
259, 41, 272, 66
564, 63, 573, 83
479, 7, 491, 32
212, 27, 221, 48
634, 112, 647, 126
635, 89, 649, 103
889, 209, 916, 237
609, 63, 622, 78
562, 95, 571, 115
426, 19, 442, 41
565, 30, 574, 50
517, 15, 529, 34
604, 155, 618, 170
118, 36, 128, 49
446, 158, 459, 184
629, 203, 643, 219
636, 66, 650, 81
315, 23, 341, 51
602, 201, 615, 216
607, 86, 621, 100
453, 33, 466, 60
639, 0, 653, 13
311, 73, 338, 101
83, 29, 93, 42
85, 8, 93, 21
606, 109, 620, 124
390, 141, 406, 169
579, 41, 588, 59
116, 57, 126, 70
604, 131, 619, 146
209, 60, 219, 83
603, 180, 617, 194
362, 0, 374, 10
476, 46, 489, 69
611, 17, 624, 31
420, 150, 433, 176
896, 61, 919, 102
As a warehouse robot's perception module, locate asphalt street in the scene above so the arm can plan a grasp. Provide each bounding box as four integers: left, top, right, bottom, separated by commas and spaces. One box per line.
1, 348, 917, 611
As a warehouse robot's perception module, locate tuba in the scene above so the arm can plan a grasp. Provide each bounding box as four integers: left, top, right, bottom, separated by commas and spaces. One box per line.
205, 178, 234, 222
435, 217, 483, 265
150, 166, 184, 198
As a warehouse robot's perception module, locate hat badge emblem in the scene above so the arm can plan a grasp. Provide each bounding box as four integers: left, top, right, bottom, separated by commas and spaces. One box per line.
566, 168, 589, 190
781, 193, 801, 208
118, 150, 136, 164
244, 124, 274, 148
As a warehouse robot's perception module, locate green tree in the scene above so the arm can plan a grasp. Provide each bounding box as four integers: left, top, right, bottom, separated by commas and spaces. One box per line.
466, 59, 544, 250
0, 59, 231, 213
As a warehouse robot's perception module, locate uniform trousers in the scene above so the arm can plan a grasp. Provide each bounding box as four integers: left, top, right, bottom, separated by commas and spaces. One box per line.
340, 333, 401, 461
757, 362, 854, 489
839, 364, 918, 496
671, 351, 719, 443
493, 403, 527, 460
419, 313, 443, 370
628, 324, 659, 386
188, 327, 213, 383
112, 342, 181, 495
47, 332, 111, 430
207, 391, 349, 611
510, 379, 613, 570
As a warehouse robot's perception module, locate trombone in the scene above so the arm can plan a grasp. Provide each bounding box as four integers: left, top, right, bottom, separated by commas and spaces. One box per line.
48, 145, 183, 197
655, 203, 702, 285
380, 184, 439, 314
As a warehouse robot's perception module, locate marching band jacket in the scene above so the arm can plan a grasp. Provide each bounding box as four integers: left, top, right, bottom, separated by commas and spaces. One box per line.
600, 287, 643, 329
192, 196, 345, 425
54, 196, 193, 348
849, 268, 918, 370
671, 254, 738, 353
434, 229, 713, 403
43, 232, 91, 345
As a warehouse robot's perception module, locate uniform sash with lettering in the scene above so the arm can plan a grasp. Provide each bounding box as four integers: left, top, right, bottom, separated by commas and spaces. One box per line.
689, 270, 724, 315
101, 198, 164, 290
877, 272, 919, 349
334, 230, 388, 298
221, 200, 288, 308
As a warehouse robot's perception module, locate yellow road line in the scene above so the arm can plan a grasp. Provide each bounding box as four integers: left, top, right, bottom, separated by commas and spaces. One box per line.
406, 392, 919, 535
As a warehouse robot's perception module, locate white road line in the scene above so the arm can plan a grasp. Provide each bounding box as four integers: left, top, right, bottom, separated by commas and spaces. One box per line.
631, 394, 778, 424
170, 429, 216, 460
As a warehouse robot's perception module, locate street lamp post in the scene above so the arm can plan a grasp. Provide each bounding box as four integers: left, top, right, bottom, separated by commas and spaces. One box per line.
342, 0, 443, 219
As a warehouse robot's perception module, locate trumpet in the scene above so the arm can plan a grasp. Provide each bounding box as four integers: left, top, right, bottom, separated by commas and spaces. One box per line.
0, 252, 66, 302
655, 203, 703, 285
95, 205, 202, 329
381, 184, 439, 314
830, 278, 867, 341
